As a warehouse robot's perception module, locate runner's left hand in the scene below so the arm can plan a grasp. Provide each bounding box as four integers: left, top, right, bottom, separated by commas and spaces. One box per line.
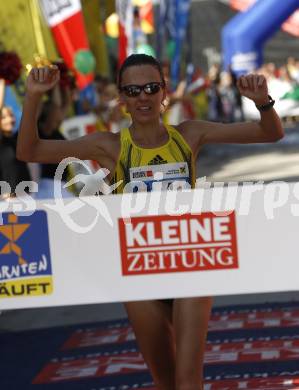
237, 74, 269, 106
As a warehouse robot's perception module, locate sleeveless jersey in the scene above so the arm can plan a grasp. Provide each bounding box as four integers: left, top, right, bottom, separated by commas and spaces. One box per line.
112, 124, 195, 193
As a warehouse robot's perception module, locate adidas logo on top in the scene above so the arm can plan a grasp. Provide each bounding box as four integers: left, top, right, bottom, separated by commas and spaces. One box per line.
148, 154, 168, 165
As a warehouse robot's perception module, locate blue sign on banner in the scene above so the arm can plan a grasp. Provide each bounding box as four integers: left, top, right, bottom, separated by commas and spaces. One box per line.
0, 210, 53, 299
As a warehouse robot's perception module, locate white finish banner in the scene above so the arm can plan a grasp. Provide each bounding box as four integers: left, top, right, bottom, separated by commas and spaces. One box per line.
0, 183, 299, 310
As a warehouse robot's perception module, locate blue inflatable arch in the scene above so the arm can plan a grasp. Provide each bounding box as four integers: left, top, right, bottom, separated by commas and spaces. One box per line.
222, 0, 298, 75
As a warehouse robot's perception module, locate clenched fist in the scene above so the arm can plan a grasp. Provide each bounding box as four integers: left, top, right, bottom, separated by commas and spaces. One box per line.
26, 66, 60, 96
237, 74, 269, 106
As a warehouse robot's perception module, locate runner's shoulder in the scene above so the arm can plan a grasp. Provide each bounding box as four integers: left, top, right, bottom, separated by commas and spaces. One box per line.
169, 121, 200, 140
90, 131, 120, 146
176, 120, 206, 134
91, 131, 121, 159
174, 120, 207, 152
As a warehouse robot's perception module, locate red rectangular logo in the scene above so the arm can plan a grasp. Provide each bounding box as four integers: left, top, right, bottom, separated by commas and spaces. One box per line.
33, 353, 146, 384
118, 212, 238, 275
62, 326, 134, 350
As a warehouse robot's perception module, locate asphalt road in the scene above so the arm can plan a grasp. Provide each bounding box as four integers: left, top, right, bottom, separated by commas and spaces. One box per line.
197, 125, 299, 183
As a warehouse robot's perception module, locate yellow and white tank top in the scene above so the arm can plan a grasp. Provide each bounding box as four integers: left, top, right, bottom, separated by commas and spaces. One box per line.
112, 124, 195, 194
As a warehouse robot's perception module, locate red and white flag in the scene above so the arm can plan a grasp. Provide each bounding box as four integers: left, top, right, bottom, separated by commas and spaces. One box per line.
40, 0, 93, 89
116, 0, 134, 67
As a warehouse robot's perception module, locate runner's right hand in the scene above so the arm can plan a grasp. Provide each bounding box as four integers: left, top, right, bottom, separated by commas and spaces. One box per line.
26, 66, 60, 96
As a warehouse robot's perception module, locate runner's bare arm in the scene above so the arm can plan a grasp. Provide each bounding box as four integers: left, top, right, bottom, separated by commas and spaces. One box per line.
17, 91, 111, 163
16, 66, 115, 164
178, 74, 284, 151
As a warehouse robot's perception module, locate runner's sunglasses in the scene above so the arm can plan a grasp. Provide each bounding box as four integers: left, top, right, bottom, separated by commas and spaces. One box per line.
119, 82, 165, 97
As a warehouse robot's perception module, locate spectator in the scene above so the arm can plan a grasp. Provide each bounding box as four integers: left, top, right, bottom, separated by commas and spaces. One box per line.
286, 57, 299, 81
218, 70, 244, 123
0, 106, 31, 198
99, 83, 130, 133
206, 64, 222, 122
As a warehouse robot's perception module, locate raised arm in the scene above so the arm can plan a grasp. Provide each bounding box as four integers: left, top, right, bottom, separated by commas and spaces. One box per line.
178, 74, 284, 153
16, 66, 115, 164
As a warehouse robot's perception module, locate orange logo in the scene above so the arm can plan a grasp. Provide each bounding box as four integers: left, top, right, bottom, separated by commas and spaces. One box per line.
0, 214, 30, 265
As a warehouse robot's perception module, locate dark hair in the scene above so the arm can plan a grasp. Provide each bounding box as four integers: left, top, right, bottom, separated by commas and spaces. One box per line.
118, 54, 165, 89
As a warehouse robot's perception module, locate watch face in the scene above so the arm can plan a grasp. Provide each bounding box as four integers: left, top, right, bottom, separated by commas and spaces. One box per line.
268, 95, 274, 103
256, 95, 275, 111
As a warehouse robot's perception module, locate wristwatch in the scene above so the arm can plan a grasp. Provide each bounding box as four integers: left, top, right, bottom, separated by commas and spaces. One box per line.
255, 95, 275, 111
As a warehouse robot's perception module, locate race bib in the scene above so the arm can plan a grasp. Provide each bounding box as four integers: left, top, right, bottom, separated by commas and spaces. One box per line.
127, 162, 190, 192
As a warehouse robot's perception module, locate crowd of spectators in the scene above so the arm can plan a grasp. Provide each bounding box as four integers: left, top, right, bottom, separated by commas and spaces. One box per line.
204, 57, 299, 123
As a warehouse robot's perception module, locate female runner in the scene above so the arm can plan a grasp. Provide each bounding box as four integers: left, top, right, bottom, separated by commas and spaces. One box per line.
17, 54, 284, 390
